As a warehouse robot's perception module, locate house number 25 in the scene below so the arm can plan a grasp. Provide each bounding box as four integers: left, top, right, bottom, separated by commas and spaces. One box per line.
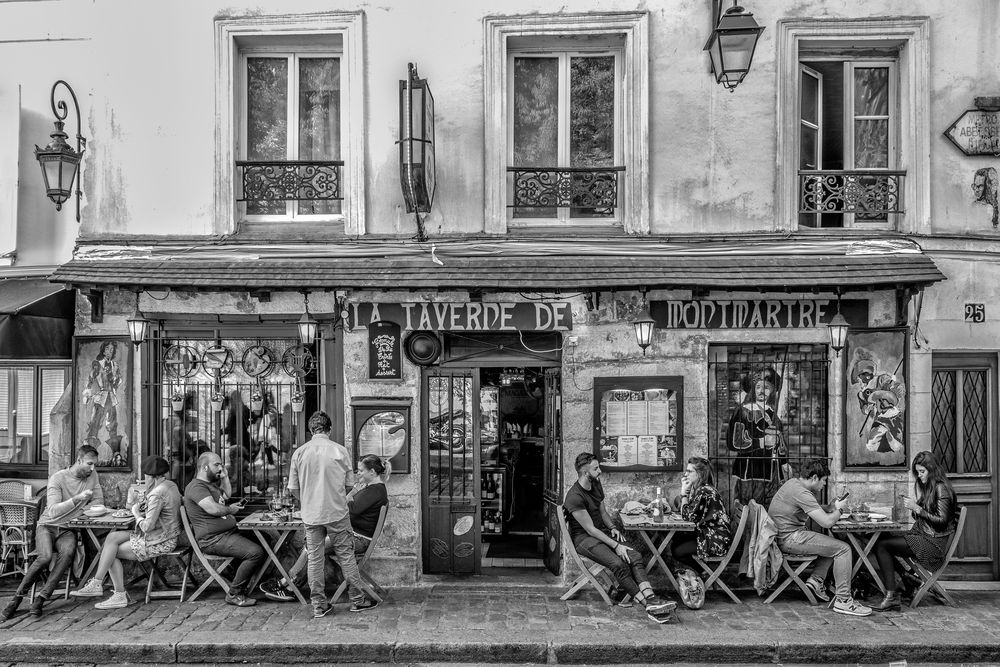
964, 303, 986, 323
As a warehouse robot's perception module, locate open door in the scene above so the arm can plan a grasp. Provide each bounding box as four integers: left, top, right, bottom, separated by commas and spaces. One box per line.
542, 368, 562, 574
421, 368, 480, 574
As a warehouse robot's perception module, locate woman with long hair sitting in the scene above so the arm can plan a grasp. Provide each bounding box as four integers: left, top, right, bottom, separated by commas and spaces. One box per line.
671, 456, 732, 607
871, 450, 957, 611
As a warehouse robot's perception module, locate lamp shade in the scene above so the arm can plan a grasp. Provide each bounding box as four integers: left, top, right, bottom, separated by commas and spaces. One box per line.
35, 120, 81, 210
298, 311, 319, 346
827, 311, 850, 357
126, 308, 149, 347
704, 4, 765, 91
633, 308, 655, 355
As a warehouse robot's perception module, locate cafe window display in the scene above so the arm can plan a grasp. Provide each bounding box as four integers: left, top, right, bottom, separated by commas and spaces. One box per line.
709, 344, 829, 509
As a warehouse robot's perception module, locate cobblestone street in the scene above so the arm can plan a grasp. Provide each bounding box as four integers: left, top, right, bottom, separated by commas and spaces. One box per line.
1, 584, 999, 664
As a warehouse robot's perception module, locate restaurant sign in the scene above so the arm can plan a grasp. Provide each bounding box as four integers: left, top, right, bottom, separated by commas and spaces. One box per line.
349, 302, 573, 332
650, 299, 868, 329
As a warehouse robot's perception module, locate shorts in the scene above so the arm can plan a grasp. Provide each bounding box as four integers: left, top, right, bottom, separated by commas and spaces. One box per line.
130, 533, 178, 562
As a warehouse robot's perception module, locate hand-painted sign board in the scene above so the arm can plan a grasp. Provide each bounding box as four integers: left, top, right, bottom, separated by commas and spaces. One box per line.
945, 109, 1000, 156
650, 299, 868, 329
349, 302, 573, 332
368, 321, 403, 379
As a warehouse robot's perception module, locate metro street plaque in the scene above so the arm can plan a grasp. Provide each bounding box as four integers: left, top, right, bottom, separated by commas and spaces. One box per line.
945, 108, 1000, 156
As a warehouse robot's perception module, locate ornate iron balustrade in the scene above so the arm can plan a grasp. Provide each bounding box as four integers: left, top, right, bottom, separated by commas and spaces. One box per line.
507, 166, 624, 212
799, 170, 905, 215
236, 160, 344, 202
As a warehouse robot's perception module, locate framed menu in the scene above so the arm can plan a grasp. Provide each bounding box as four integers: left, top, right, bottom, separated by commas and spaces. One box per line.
368, 321, 402, 380
593, 376, 683, 472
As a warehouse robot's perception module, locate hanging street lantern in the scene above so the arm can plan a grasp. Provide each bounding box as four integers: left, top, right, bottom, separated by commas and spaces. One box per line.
634, 308, 655, 356
298, 292, 319, 346
704, 1, 765, 92
126, 293, 149, 348
828, 311, 850, 358
34, 80, 87, 222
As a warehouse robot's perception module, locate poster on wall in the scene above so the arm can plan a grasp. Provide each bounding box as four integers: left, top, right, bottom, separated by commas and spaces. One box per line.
73, 336, 132, 469
843, 328, 908, 469
593, 376, 683, 472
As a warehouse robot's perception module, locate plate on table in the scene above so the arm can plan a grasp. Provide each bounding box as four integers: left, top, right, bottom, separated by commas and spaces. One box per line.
83, 505, 109, 518
111, 509, 131, 519
868, 512, 889, 521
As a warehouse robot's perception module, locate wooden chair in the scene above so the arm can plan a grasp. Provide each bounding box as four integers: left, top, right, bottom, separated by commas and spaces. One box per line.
330, 505, 388, 604
556, 506, 614, 606
898, 505, 968, 608
180, 506, 234, 601
764, 553, 819, 604
138, 543, 193, 604
692, 502, 750, 603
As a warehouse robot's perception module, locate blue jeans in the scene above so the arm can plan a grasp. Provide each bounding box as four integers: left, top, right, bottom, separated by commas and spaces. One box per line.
574, 535, 647, 599
287, 534, 367, 589
305, 517, 365, 606
201, 531, 266, 596
16, 525, 77, 599
778, 529, 852, 598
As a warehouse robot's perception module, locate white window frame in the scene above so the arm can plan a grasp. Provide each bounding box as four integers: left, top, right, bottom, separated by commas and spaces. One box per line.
484, 12, 648, 235
776, 17, 930, 234
506, 48, 623, 227
215, 13, 365, 236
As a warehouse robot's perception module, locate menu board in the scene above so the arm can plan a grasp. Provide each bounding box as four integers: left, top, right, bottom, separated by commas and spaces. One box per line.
368, 321, 402, 379
593, 377, 683, 471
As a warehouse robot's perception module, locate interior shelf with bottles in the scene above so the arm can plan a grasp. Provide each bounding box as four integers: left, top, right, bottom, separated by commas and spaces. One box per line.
480, 466, 509, 537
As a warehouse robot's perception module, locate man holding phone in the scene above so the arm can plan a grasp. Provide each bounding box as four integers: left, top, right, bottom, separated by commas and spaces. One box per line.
183, 452, 264, 607
768, 458, 871, 616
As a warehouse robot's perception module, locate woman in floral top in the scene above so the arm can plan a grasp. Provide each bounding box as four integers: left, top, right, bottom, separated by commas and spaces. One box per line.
671, 456, 732, 573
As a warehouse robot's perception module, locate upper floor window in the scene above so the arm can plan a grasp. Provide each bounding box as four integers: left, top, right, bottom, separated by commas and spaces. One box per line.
0, 364, 69, 470
216, 13, 365, 236
776, 18, 930, 233
509, 46, 622, 225
484, 13, 648, 235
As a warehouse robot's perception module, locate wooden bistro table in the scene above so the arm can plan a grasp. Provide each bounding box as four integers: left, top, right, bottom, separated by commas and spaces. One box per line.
619, 511, 695, 594
830, 517, 907, 594
65, 512, 135, 583
236, 511, 307, 604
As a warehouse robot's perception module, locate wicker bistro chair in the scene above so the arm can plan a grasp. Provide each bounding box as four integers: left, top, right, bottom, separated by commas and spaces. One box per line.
556, 505, 614, 606
691, 502, 750, 604
180, 506, 234, 601
0, 481, 40, 577
330, 505, 388, 604
897, 505, 968, 609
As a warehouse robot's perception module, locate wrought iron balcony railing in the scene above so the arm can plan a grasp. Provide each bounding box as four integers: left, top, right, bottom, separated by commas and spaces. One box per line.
799, 170, 905, 215
236, 160, 344, 202
508, 165, 625, 213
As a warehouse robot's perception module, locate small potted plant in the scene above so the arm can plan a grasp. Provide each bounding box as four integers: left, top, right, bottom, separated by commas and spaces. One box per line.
210, 392, 225, 412
170, 391, 185, 412
250, 392, 264, 412
290, 391, 305, 413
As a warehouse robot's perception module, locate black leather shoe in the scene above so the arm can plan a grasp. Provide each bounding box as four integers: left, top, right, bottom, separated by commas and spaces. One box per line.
1, 595, 23, 620
872, 591, 902, 612
28, 595, 45, 618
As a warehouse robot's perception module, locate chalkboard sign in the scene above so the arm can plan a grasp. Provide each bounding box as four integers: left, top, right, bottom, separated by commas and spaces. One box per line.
369, 321, 402, 380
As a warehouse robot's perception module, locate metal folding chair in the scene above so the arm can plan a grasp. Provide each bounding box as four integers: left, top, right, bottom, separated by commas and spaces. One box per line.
556, 505, 614, 606
180, 506, 234, 601
330, 505, 388, 604
692, 502, 749, 603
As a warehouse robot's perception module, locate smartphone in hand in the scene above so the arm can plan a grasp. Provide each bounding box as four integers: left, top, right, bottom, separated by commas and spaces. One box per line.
836, 490, 851, 502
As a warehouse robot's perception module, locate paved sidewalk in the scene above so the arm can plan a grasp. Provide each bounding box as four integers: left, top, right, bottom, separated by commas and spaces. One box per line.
1, 584, 999, 664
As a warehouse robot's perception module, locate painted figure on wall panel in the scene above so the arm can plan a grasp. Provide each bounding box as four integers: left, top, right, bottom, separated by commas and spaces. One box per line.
972, 166, 998, 228
726, 365, 789, 503
845, 330, 907, 469
75, 337, 131, 468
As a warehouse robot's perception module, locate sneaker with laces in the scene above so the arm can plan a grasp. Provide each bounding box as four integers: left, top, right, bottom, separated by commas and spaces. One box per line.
259, 579, 295, 603
349, 597, 380, 612
805, 577, 831, 603
94, 591, 129, 610
833, 596, 872, 616
643, 595, 676, 615
70, 577, 105, 598
646, 608, 677, 624
225, 592, 257, 607
313, 602, 334, 618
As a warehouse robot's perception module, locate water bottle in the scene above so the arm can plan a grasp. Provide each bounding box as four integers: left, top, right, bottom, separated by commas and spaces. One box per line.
652, 487, 664, 523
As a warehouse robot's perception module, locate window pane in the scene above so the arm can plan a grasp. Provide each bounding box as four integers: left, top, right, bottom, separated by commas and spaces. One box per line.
800, 126, 818, 169
512, 57, 558, 219
12, 369, 34, 464
801, 72, 819, 125
298, 57, 341, 216
854, 67, 888, 116
570, 56, 616, 218
246, 57, 288, 215
40, 369, 69, 463
0, 370, 10, 459
854, 119, 888, 169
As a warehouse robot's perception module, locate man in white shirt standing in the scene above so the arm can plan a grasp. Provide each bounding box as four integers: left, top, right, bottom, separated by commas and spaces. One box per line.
288, 411, 378, 618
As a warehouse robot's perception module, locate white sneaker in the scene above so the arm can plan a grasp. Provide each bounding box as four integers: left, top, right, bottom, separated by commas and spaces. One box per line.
805, 577, 831, 603
94, 591, 129, 610
833, 596, 872, 617
70, 577, 105, 597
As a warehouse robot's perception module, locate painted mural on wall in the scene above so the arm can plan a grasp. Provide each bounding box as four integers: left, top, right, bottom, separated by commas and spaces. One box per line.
844, 329, 908, 469
726, 365, 790, 503
74, 337, 131, 468
972, 167, 998, 228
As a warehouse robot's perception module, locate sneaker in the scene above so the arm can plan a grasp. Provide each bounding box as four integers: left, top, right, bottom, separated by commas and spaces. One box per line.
28, 595, 45, 618
349, 597, 380, 612
94, 591, 129, 610
70, 577, 105, 598
646, 608, 676, 624
805, 577, 832, 603
312, 602, 334, 618
644, 596, 677, 615
1, 595, 23, 620
225, 592, 257, 607
259, 579, 295, 603
833, 596, 873, 617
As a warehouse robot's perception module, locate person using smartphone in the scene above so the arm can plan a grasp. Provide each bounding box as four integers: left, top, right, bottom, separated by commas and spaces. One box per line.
870, 451, 957, 611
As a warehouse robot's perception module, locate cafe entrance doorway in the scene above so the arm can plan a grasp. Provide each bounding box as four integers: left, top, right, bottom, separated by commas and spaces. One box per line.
420, 333, 562, 577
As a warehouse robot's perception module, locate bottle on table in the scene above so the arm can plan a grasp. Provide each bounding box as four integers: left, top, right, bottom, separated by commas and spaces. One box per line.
652, 486, 664, 523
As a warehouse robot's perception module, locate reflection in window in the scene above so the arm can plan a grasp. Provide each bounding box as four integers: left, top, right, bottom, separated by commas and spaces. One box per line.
357, 411, 406, 459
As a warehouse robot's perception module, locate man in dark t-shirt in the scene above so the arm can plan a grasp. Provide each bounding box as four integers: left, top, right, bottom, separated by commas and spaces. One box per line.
564, 452, 675, 623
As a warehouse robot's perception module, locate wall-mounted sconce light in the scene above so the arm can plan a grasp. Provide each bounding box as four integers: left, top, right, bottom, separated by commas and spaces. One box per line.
399, 63, 436, 241
298, 292, 318, 346
633, 294, 655, 355
34, 80, 86, 222
126, 292, 149, 348
704, 1, 765, 92
827, 296, 849, 358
